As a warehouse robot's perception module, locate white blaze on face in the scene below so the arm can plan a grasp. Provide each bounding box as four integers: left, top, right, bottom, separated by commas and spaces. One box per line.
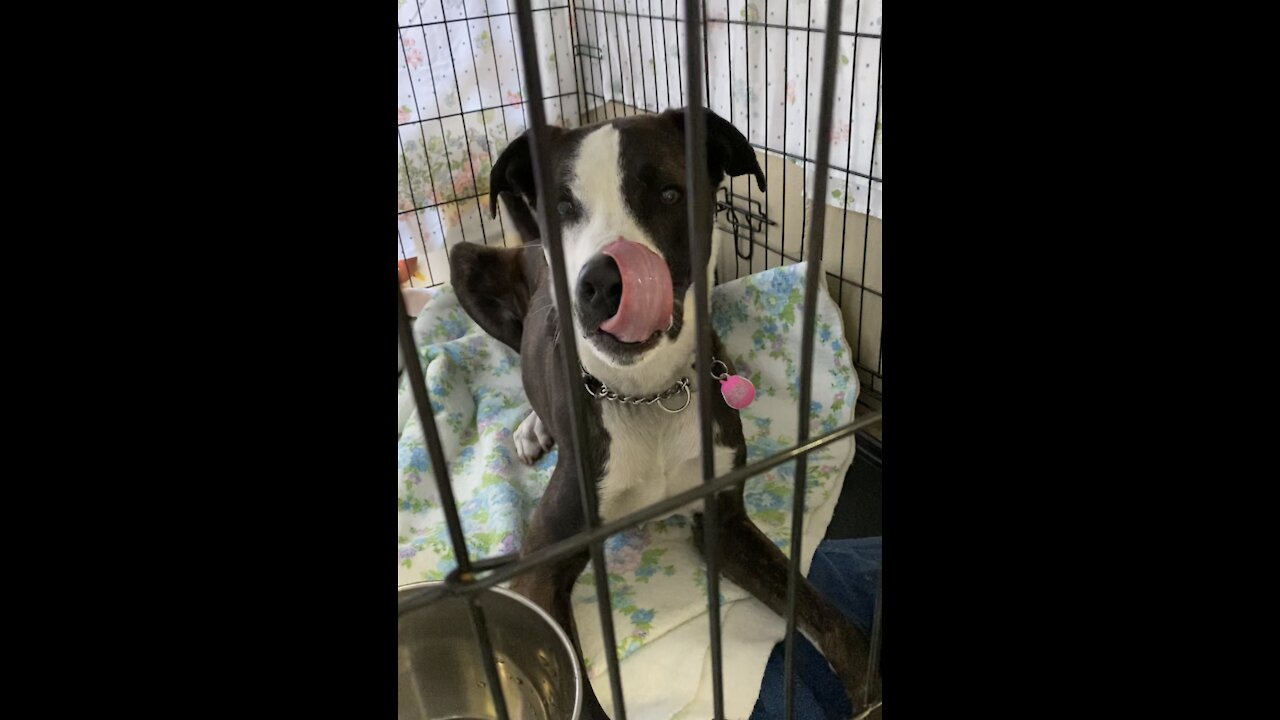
550, 123, 720, 395
556, 126, 642, 290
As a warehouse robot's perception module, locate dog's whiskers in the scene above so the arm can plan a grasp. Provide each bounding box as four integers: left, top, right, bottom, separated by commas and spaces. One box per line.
528, 300, 554, 322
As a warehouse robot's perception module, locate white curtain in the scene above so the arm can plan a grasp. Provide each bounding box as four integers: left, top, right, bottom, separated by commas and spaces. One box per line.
576, 0, 882, 218
398, 0, 582, 284
398, 0, 882, 286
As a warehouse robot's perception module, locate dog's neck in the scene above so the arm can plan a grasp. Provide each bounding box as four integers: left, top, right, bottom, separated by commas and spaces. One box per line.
577, 347, 702, 399
580, 364, 692, 408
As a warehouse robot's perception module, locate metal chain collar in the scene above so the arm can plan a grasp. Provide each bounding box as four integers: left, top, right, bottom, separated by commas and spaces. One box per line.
581, 359, 731, 414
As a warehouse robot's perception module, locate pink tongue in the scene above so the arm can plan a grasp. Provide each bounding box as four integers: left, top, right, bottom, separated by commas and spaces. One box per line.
598, 238, 674, 343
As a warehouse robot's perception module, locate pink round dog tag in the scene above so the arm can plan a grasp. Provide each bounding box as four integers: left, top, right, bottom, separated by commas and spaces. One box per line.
719, 374, 756, 410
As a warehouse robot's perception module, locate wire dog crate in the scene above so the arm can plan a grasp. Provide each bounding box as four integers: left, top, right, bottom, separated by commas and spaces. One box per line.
398, 0, 882, 717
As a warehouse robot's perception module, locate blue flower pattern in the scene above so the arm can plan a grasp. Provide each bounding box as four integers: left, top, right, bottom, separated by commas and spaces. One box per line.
396, 264, 858, 682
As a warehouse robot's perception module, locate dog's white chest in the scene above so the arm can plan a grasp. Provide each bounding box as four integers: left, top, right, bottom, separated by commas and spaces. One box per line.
596, 397, 737, 524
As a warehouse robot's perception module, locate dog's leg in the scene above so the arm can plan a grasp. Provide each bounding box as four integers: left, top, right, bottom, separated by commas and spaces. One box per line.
693, 494, 878, 712
511, 551, 613, 720
511, 464, 613, 720
513, 410, 555, 465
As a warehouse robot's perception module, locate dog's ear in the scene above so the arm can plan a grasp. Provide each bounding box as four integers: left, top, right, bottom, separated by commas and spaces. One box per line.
488, 127, 563, 241
664, 108, 766, 192
489, 132, 533, 219
448, 241, 543, 353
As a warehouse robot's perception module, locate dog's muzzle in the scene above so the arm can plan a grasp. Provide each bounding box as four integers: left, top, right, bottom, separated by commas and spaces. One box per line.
575, 238, 674, 344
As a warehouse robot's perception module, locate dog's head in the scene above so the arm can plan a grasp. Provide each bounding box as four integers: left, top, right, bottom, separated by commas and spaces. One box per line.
453, 108, 763, 393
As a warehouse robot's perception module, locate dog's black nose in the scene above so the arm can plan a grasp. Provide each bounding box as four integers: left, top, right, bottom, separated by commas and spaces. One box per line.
576, 254, 623, 328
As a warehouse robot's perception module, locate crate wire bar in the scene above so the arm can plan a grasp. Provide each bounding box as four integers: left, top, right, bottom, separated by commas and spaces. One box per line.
397, 0, 883, 718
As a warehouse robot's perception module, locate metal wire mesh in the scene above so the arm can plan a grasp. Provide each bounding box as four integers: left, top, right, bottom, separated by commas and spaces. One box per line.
397, 1, 883, 718
397, 0, 881, 406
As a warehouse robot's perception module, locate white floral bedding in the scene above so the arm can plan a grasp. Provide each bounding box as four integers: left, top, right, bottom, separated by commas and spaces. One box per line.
397, 261, 859, 718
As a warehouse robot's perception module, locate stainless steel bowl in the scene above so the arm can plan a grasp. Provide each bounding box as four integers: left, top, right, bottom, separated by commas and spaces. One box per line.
398, 582, 583, 720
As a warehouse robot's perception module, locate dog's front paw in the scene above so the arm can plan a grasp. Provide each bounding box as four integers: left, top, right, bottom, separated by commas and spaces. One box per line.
514, 410, 555, 465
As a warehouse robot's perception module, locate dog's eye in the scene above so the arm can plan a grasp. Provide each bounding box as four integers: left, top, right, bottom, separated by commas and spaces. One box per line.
660, 187, 682, 205
557, 200, 574, 217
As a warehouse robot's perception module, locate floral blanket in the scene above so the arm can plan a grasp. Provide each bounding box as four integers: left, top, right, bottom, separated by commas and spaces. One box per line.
397, 262, 859, 719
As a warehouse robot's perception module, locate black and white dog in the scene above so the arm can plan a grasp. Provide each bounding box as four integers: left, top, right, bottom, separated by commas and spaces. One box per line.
449, 108, 875, 719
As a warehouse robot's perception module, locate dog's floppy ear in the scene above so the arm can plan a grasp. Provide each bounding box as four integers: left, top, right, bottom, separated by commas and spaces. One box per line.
448, 241, 543, 353
488, 132, 533, 218
488, 127, 562, 241
664, 107, 766, 192
488, 132, 539, 241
